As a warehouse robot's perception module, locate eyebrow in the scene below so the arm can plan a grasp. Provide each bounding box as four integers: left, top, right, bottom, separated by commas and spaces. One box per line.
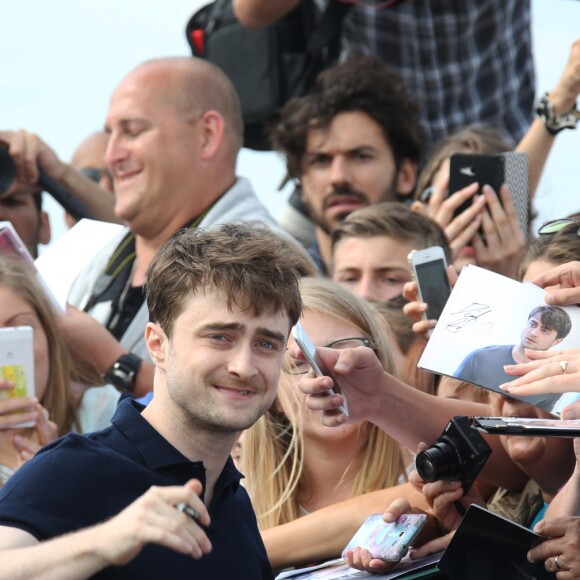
198, 322, 286, 345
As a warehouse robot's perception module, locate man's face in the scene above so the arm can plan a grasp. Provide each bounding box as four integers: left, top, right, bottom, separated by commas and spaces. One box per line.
332, 235, 416, 302
104, 67, 202, 237
299, 111, 416, 235
520, 313, 562, 351
71, 132, 113, 193
146, 288, 290, 434
0, 184, 50, 259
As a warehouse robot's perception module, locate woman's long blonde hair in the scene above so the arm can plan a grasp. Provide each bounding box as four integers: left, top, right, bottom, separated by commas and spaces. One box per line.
243, 277, 406, 530
0, 256, 80, 434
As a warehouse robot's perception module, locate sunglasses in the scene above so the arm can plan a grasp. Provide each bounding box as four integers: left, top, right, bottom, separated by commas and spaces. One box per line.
80, 167, 112, 184
537, 218, 580, 236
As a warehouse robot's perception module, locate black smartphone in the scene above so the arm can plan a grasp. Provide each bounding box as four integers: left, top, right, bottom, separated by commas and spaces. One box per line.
448, 153, 504, 218
473, 416, 580, 438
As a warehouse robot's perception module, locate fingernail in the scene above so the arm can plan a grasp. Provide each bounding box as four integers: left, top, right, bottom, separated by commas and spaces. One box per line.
499, 385, 510, 392
545, 294, 555, 305
503, 365, 514, 371
562, 409, 577, 420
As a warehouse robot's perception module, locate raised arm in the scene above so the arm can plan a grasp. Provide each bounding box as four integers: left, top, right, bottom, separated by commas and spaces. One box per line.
0, 479, 211, 579
516, 39, 580, 200
232, 0, 301, 27
0, 129, 119, 224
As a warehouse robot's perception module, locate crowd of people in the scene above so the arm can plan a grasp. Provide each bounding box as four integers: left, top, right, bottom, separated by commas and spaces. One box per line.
0, 5, 579, 577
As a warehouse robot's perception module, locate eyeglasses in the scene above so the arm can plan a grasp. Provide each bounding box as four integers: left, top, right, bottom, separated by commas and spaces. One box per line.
284, 337, 375, 375
537, 218, 580, 237
80, 167, 112, 184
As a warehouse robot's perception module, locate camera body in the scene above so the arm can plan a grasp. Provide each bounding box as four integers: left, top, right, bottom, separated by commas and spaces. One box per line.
415, 416, 491, 493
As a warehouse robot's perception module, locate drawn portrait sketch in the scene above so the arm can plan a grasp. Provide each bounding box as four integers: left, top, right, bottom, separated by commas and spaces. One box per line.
419, 266, 580, 415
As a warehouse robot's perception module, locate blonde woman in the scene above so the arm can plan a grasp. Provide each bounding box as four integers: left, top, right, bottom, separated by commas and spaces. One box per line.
244, 277, 406, 530
0, 256, 119, 486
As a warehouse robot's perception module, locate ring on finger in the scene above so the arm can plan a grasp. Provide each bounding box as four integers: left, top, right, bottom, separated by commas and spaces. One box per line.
555, 554, 563, 571
559, 361, 569, 375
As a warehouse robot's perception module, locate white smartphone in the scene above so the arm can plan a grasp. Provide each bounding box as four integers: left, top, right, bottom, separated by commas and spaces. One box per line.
0, 326, 36, 428
408, 246, 451, 337
291, 321, 349, 417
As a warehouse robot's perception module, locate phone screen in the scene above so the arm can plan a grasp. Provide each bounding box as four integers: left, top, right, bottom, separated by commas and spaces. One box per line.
415, 259, 451, 320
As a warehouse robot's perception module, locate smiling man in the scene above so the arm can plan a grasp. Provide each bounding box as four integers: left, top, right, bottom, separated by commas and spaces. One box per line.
270, 55, 424, 272
0, 224, 304, 578
454, 305, 572, 409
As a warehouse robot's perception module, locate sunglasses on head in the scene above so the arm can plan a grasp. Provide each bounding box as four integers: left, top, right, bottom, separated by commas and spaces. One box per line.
537, 218, 580, 237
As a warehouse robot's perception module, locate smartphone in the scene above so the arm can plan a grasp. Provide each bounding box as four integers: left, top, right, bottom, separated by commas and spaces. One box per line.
408, 247, 451, 336
291, 321, 349, 417
472, 416, 580, 438
342, 513, 427, 562
0, 326, 36, 428
448, 153, 504, 218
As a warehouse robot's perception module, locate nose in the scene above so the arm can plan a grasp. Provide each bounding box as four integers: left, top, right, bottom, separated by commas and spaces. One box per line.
226, 346, 259, 381
105, 132, 128, 170
329, 156, 350, 186
356, 276, 379, 302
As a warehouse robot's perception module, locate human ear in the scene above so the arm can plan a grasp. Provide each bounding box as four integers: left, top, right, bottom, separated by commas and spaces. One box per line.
395, 158, 418, 197
199, 110, 225, 161
145, 322, 168, 370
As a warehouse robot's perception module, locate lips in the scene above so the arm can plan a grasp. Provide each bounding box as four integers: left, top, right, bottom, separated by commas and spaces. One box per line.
213, 385, 257, 400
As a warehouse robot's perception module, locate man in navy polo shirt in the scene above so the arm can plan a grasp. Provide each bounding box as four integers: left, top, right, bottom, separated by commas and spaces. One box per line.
0, 224, 304, 578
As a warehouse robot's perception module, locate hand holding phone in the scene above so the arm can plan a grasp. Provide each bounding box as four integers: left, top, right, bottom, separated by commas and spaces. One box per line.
291, 321, 349, 417
342, 513, 427, 562
408, 246, 451, 337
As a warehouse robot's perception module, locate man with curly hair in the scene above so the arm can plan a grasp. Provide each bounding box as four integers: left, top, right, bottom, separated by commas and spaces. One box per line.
270, 55, 424, 271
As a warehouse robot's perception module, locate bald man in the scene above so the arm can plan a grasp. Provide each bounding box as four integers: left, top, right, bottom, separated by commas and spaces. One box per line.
62, 57, 304, 397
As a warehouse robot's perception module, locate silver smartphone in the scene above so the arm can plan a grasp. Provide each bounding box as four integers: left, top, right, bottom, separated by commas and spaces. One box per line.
408, 246, 451, 336
291, 321, 349, 417
473, 416, 580, 438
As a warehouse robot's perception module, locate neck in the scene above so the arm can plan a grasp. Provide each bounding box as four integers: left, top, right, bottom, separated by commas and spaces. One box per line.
299, 428, 365, 512
314, 228, 332, 273
142, 394, 237, 506
511, 344, 530, 364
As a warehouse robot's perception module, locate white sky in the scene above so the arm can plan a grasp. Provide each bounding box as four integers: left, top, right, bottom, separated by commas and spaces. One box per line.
1, 0, 579, 246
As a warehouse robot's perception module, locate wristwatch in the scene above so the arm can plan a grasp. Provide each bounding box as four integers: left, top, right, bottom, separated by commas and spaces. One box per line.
535, 92, 580, 135
103, 353, 142, 393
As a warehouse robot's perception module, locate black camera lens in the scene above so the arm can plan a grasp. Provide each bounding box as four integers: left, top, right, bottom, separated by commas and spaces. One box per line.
0, 147, 16, 194
415, 439, 461, 483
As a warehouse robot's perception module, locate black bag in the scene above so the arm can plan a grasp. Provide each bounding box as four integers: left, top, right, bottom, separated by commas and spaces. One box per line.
186, 0, 351, 151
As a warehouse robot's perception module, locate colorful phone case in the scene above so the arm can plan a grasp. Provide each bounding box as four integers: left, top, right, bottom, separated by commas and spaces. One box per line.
342, 513, 427, 562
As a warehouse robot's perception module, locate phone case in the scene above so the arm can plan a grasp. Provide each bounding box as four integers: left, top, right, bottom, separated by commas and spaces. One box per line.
0, 326, 35, 428
342, 513, 427, 562
473, 416, 580, 437
448, 152, 529, 236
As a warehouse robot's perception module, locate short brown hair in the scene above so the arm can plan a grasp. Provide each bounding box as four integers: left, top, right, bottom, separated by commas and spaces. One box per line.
145, 224, 305, 336
330, 202, 452, 270
528, 305, 572, 340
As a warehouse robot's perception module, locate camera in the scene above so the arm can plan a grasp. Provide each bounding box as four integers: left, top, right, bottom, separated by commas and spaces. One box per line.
415, 416, 491, 493
0, 144, 91, 220
0, 146, 16, 194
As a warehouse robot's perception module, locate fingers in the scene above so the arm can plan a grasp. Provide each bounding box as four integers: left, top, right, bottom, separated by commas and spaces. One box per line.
409, 531, 455, 559
0, 396, 39, 429
501, 359, 579, 396
346, 547, 395, 573
433, 182, 480, 227
35, 405, 59, 445
545, 287, 580, 307
11, 434, 41, 462
382, 498, 412, 523
7, 130, 41, 184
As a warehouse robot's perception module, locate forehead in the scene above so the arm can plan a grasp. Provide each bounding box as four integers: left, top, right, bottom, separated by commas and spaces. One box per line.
306, 111, 392, 153
334, 236, 416, 269
106, 68, 180, 126
174, 288, 292, 336
528, 313, 548, 326
291, 309, 361, 346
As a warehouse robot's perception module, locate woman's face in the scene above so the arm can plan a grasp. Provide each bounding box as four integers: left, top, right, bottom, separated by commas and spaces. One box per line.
0, 285, 50, 401
283, 309, 372, 443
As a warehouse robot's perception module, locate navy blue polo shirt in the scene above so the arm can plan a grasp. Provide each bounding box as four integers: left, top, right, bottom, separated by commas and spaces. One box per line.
0, 399, 273, 579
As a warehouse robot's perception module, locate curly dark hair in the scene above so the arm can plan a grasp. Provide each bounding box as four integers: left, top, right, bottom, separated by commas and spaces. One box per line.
270, 55, 425, 181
